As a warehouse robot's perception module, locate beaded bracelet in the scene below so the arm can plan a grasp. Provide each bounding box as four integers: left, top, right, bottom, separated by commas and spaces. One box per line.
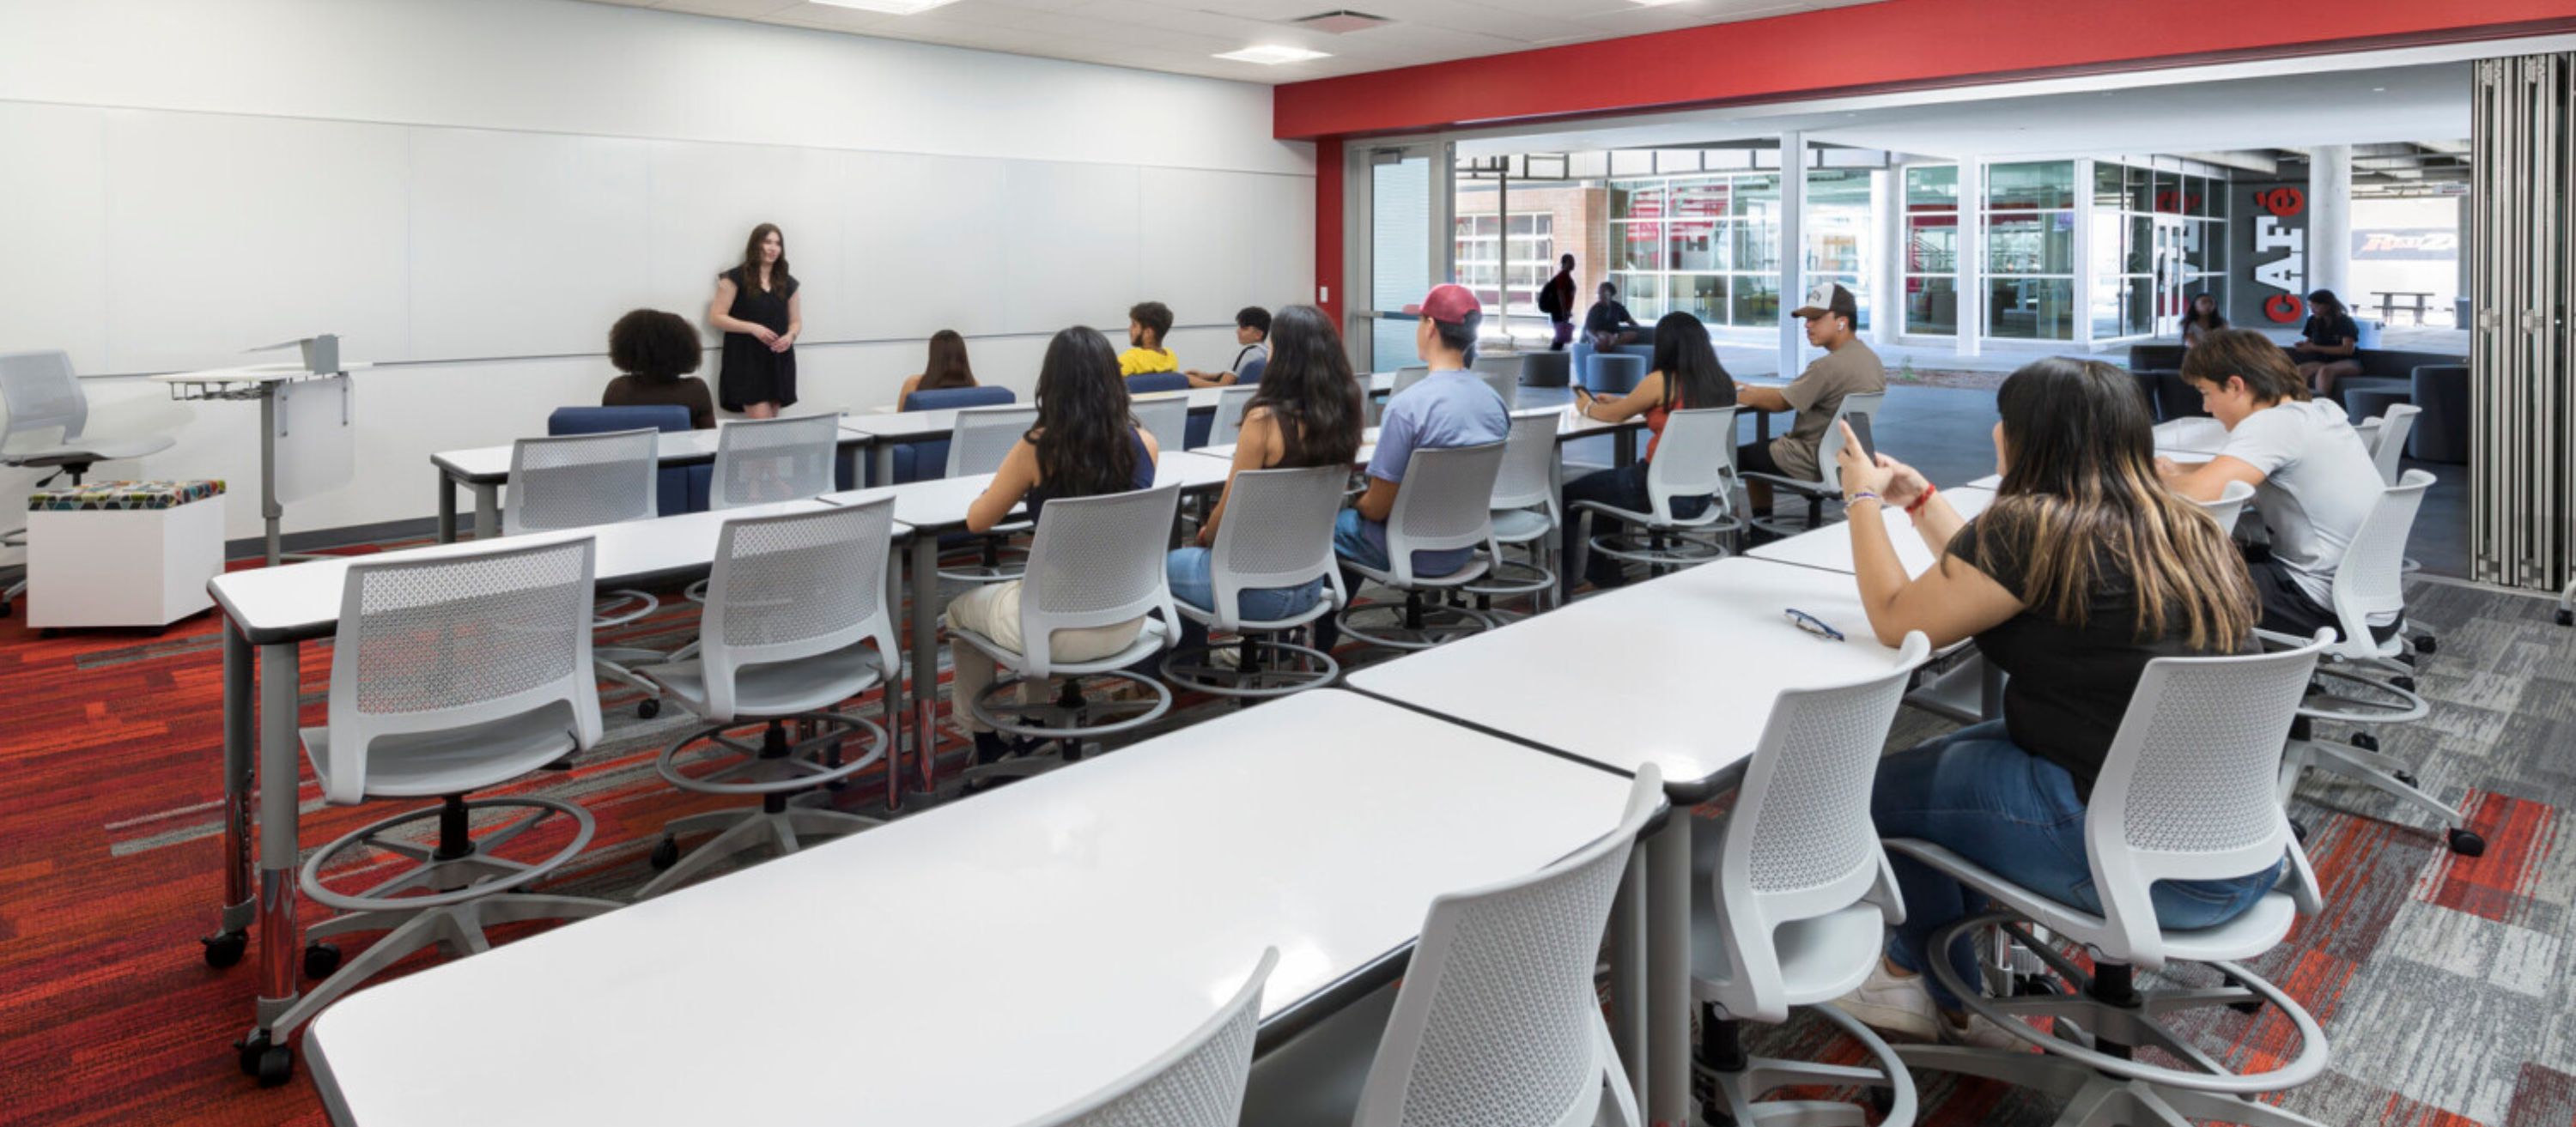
1905, 482, 1938, 518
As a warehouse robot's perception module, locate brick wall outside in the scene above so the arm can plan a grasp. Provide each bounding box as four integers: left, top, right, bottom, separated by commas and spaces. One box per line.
1455, 182, 1607, 339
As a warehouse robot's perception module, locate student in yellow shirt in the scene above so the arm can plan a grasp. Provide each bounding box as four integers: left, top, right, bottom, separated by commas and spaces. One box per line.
1119, 301, 1179, 377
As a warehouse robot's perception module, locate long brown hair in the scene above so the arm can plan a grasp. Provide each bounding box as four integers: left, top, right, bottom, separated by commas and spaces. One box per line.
1030, 327, 1139, 498
736, 223, 793, 297
918, 330, 975, 392
1966, 358, 2257, 650
1247, 306, 1363, 468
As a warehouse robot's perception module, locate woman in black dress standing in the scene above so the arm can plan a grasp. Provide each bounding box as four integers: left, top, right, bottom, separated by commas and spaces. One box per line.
708, 222, 801, 418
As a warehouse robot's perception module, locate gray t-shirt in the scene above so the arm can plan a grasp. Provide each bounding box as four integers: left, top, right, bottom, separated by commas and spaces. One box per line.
1769, 339, 1886, 480
2220, 399, 2392, 624
1230, 342, 1269, 378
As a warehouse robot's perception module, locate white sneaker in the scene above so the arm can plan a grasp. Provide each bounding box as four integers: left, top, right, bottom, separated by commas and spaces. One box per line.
1831, 961, 1941, 1042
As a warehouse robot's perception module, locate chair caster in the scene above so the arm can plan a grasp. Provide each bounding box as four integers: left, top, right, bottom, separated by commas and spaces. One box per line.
2350, 731, 2379, 752
2218, 972, 2264, 1015
2392, 769, 2418, 788
649, 835, 679, 870
636, 698, 661, 720
2415, 635, 2437, 655
2392, 675, 2416, 693
2558, 609, 2573, 627
235, 1030, 295, 1086
2290, 819, 2308, 844
2448, 827, 2487, 857
201, 930, 247, 968
303, 942, 342, 980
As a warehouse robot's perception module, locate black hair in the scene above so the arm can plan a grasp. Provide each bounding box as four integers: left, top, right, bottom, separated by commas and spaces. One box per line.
1431, 311, 1480, 363
1031, 327, 1139, 498
1599, 281, 1618, 297
2304, 289, 2349, 319
1648, 312, 1734, 412
1128, 301, 1174, 344
1559, 253, 1575, 270
608, 309, 703, 382
1235, 306, 1271, 336
1247, 306, 1363, 469
2182, 294, 2227, 332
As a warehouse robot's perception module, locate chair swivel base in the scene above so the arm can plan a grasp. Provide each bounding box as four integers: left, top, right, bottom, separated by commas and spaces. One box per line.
1697, 1004, 1917, 1127
968, 671, 1173, 748
935, 537, 1030, 585
1334, 593, 1491, 651
1459, 558, 1558, 623
641, 712, 888, 897
2283, 737, 2482, 856
1159, 633, 1340, 699
1897, 914, 2329, 1127
640, 797, 880, 899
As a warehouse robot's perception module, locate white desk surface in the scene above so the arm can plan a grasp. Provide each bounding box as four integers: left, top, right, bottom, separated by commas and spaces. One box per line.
148, 361, 377, 385
434, 421, 871, 483
212, 499, 852, 642
1745, 486, 1996, 578
307, 689, 1640, 1127
1155, 449, 1240, 491
835, 452, 1223, 533
1194, 427, 1383, 465
1346, 557, 1915, 791
2152, 416, 2230, 456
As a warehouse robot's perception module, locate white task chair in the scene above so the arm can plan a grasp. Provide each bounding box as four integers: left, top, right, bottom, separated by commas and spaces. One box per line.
2184, 477, 2256, 536
268, 536, 623, 1055
1346, 766, 1662, 1127
1889, 635, 2335, 1127
939, 403, 1042, 583
1209, 385, 1261, 448
681, 413, 845, 609
1694, 633, 1930, 1127
635, 499, 897, 898
1018, 949, 1277, 1127
1132, 396, 1189, 456
1571, 407, 1741, 590
1335, 441, 1508, 651
1, 350, 179, 615
952, 482, 1182, 774
1469, 353, 1522, 409
2355, 403, 2433, 639
1389, 366, 1432, 398
1159, 466, 1349, 699
2267, 470, 2481, 855
1743, 391, 1883, 536
506, 428, 670, 718
1461, 408, 1564, 619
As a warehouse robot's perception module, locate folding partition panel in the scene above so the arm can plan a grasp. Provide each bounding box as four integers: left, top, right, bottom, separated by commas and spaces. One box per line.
2470, 54, 2576, 594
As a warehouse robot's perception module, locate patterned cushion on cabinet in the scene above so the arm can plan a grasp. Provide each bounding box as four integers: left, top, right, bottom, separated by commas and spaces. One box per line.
27, 480, 227, 512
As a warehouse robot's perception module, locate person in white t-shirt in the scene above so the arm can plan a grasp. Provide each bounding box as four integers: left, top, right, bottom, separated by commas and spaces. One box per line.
2156, 328, 2397, 642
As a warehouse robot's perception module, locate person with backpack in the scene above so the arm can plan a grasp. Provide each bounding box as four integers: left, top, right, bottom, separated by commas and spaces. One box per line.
1540, 254, 1577, 350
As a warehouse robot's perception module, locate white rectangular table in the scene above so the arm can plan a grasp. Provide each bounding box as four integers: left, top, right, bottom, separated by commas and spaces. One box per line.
305, 689, 1645, 1127
203, 498, 888, 1067
430, 419, 874, 542
153, 361, 374, 566
2153, 415, 2230, 456
1345, 556, 1916, 1125
1746, 486, 1996, 578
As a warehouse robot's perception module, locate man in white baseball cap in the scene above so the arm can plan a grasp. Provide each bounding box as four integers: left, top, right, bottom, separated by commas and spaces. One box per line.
1735, 282, 1884, 517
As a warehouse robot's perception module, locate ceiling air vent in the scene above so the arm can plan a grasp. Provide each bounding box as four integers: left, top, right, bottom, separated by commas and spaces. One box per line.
1289, 10, 1391, 33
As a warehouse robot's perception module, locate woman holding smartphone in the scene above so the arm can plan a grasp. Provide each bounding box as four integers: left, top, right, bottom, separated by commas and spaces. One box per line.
708, 222, 801, 419
1560, 310, 1737, 598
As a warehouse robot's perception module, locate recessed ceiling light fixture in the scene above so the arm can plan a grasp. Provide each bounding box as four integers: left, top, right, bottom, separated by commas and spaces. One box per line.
1625, 0, 1694, 6
809, 0, 962, 14
1215, 45, 1331, 64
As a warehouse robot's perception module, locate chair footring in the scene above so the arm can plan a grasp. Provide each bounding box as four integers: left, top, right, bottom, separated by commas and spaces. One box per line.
972, 671, 1172, 740
1911, 912, 2329, 1096
1458, 560, 1558, 599
638, 803, 881, 899
1159, 637, 1340, 698
1699, 1003, 1918, 1127
300, 796, 598, 914
1586, 530, 1731, 568
655, 712, 889, 797
1335, 599, 1492, 651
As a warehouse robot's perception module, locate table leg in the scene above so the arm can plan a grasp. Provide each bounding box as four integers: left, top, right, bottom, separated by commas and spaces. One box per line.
873, 444, 896, 491
259, 390, 284, 567
908, 535, 941, 794
1609, 839, 1649, 1104
436, 472, 458, 544
471, 484, 499, 541
1614, 427, 1638, 470
1645, 806, 1694, 1126
209, 623, 256, 954
255, 640, 303, 1030
883, 543, 906, 814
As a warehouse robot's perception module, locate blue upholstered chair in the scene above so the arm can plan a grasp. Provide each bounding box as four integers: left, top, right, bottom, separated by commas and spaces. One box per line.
889, 385, 1016, 484
547, 405, 705, 514
1126, 371, 1190, 395
1236, 356, 1266, 385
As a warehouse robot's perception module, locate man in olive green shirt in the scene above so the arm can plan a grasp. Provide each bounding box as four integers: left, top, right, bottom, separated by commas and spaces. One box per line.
1737, 282, 1885, 513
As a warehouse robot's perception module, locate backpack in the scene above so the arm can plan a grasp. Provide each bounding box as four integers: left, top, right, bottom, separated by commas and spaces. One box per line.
1536, 276, 1564, 318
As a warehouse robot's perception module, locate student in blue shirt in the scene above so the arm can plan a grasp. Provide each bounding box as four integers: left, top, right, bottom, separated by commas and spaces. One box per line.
1315, 283, 1508, 652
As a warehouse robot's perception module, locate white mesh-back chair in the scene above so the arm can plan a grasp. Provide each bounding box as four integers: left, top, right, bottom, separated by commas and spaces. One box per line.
1209, 385, 1261, 447
1460, 409, 1564, 618
633, 500, 899, 897
2361, 403, 2419, 487
1348, 766, 1663, 1127
1743, 391, 1884, 536
1018, 949, 1277, 1127
2266, 470, 2480, 855
1693, 634, 1930, 1127
2185, 478, 2256, 536
1571, 407, 1741, 591
2, 350, 179, 615
1888, 636, 2333, 1127
1159, 466, 1349, 699
682, 412, 846, 608
1469, 354, 1522, 409
952, 482, 1182, 775
506, 428, 670, 718
939, 404, 1042, 584
268, 536, 621, 1048
1391, 366, 1432, 397
1133, 397, 1188, 455
1335, 441, 1508, 651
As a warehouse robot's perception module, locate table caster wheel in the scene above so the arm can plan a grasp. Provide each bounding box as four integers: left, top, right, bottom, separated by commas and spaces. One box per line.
201, 930, 247, 968
2392, 770, 2420, 789
2350, 732, 2379, 752
236, 1029, 293, 1084
303, 942, 342, 980
636, 698, 661, 720
649, 835, 679, 870
2448, 828, 2486, 857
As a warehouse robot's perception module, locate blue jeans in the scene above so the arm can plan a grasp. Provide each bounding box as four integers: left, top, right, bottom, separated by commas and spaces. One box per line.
1166, 547, 1327, 652
1874, 720, 2285, 1009
1558, 464, 1710, 598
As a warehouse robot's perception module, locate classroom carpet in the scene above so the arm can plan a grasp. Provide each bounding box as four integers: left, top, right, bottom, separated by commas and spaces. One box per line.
0, 545, 2568, 1126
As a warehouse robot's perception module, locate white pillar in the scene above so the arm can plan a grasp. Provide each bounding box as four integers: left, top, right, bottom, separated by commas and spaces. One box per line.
1956, 161, 1985, 358
1870, 167, 1899, 346
2073, 160, 2095, 348
1778, 130, 1807, 374
2309, 145, 2353, 301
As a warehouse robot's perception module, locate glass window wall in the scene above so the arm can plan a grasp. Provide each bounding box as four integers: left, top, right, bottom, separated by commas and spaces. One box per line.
1902, 165, 1959, 336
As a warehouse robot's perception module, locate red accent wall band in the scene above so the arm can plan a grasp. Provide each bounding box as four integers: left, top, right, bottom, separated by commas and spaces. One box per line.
1316, 136, 1344, 331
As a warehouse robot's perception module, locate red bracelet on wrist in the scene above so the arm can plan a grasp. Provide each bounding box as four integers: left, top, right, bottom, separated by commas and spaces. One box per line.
1905, 483, 1937, 518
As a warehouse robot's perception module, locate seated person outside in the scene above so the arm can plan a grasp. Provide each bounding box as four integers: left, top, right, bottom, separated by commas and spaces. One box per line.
1735, 282, 1885, 516
1184, 306, 1269, 388
2289, 288, 2363, 397
1582, 282, 1641, 348
601, 308, 716, 429
2156, 328, 2399, 642
1118, 300, 1178, 378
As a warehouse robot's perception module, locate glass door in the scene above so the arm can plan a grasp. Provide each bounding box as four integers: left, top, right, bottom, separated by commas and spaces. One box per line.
1361, 143, 1449, 372
2152, 215, 2191, 337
